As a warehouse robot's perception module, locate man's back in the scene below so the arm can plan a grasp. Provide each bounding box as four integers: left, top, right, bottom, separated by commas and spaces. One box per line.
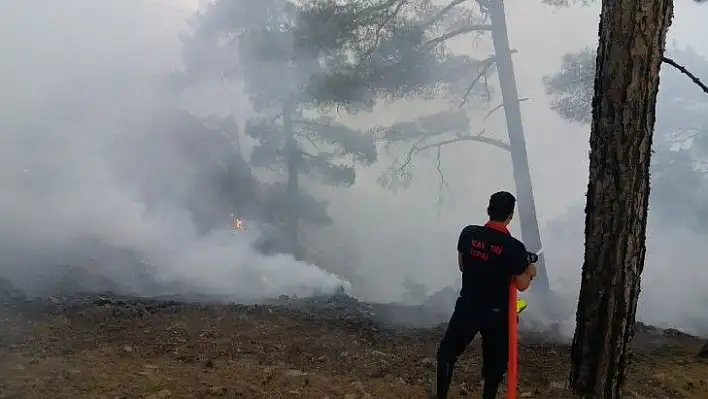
436, 191, 536, 399
457, 224, 526, 310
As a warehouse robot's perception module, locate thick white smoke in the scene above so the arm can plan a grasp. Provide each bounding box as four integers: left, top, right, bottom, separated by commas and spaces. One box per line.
0, 109, 350, 299
0, 0, 349, 301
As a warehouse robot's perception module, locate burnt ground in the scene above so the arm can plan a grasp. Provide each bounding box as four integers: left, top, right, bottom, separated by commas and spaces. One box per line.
0, 293, 707, 399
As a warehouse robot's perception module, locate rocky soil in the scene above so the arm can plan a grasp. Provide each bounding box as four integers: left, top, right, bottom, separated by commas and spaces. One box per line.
1, 291, 707, 398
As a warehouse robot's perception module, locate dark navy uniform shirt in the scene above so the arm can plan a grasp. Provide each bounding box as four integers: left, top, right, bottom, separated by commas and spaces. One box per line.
456, 221, 528, 311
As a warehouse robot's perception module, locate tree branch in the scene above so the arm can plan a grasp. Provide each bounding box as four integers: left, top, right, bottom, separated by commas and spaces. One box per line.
396, 135, 430, 178
426, 24, 492, 47
434, 145, 452, 210
416, 135, 510, 152
361, 0, 410, 61
383, 131, 508, 205
662, 56, 708, 94
293, 129, 323, 151
460, 55, 496, 106
459, 50, 517, 106
483, 97, 530, 120
357, 0, 407, 17
425, 0, 468, 26
396, 132, 509, 175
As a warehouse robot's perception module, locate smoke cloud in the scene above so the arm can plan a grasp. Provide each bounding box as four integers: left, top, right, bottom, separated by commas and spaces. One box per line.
0, 0, 348, 301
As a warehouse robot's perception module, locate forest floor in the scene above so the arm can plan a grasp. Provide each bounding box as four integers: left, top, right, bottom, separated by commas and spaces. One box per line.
1, 293, 707, 399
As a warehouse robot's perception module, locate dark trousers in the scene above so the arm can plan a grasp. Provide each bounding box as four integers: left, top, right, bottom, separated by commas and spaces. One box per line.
436, 299, 509, 398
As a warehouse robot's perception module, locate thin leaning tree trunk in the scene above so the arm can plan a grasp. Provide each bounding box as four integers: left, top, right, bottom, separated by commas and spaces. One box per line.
485, 0, 549, 292
569, 1, 673, 398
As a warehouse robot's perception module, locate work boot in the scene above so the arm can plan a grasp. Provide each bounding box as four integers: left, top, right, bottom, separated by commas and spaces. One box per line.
435, 359, 455, 398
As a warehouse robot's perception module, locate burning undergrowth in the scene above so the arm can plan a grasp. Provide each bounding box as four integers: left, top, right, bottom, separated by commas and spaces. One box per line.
0, 271, 568, 344
1, 254, 702, 347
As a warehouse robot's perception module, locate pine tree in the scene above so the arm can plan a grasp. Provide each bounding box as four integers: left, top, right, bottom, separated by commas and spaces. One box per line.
177, 0, 378, 259
295, 0, 551, 290
544, 46, 708, 230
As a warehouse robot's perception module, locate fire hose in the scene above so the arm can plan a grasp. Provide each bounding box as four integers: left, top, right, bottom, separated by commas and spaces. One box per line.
508, 247, 542, 399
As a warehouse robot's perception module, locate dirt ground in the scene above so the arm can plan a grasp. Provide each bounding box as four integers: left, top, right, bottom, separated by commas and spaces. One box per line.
1, 296, 707, 399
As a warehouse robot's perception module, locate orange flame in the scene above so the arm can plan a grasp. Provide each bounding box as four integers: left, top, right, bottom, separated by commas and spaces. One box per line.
233, 216, 244, 231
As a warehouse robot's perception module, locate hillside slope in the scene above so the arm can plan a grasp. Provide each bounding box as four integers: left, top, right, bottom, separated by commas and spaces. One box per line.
1, 294, 707, 398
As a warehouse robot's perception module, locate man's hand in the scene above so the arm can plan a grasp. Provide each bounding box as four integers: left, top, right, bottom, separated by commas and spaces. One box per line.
528, 263, 537, 279
515, 263, 537, 292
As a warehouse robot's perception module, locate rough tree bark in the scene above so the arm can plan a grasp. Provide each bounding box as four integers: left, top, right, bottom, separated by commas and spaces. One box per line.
569, 1, 673, 397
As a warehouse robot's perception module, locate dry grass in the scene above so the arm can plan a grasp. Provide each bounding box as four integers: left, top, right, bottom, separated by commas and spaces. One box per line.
0, 301, 706, 398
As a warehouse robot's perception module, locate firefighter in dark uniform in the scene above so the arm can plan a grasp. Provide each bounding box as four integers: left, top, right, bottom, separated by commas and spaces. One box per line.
435, 191, 537, 398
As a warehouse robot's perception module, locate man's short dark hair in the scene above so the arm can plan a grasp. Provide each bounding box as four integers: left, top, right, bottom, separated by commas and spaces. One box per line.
487, 191, 516, 221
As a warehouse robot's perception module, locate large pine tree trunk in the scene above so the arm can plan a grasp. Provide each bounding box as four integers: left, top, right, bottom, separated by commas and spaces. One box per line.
569, 1, 673, 397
